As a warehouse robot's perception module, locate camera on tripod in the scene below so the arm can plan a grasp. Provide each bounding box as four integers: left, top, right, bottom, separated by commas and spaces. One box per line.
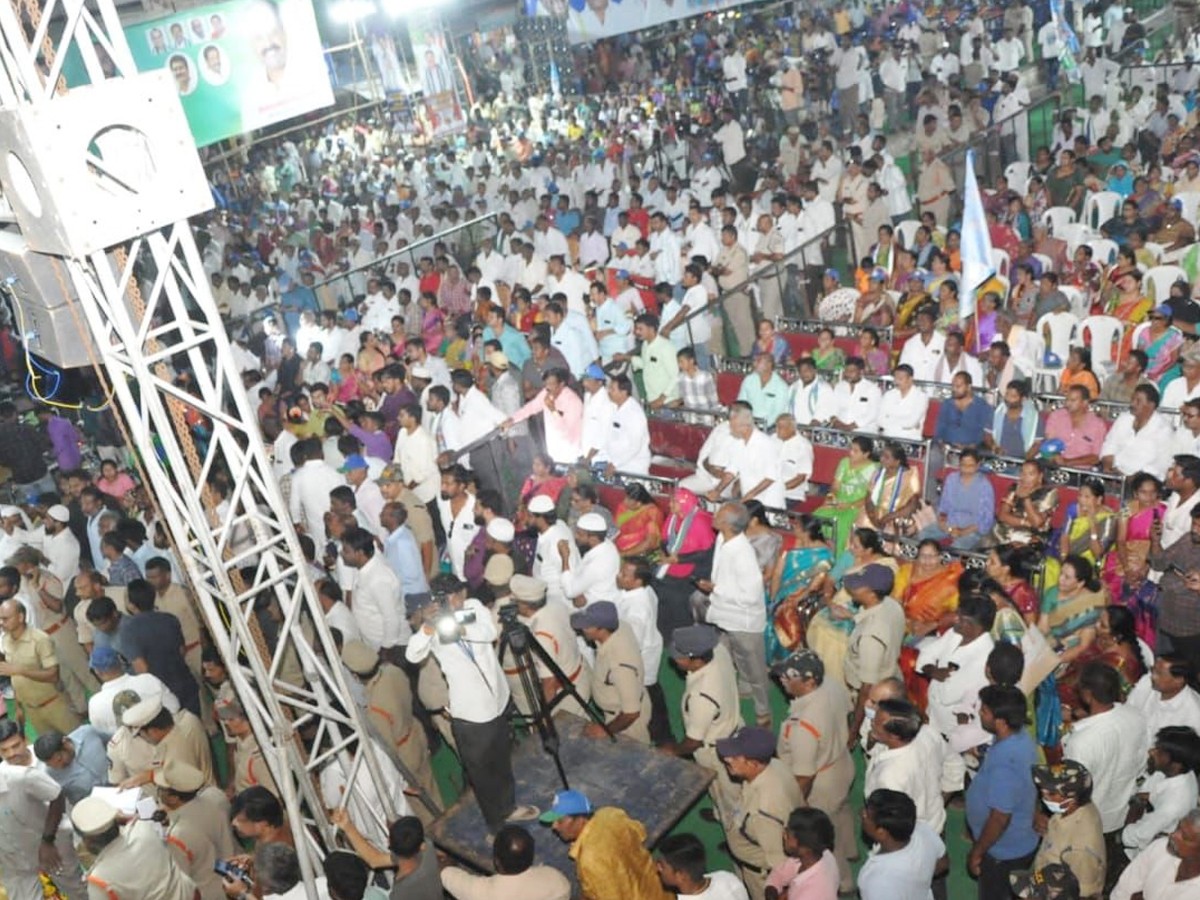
498, 602, 531, 652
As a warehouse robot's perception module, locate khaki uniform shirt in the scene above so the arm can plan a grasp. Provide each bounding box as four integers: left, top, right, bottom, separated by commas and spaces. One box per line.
165, 787, 236, 900
725, 759, 804, 871
151, 710, 215, 786
777, 680, 853, 778
106, 727, 155, 787
591, 625, 651, 744
844, 597, 906, 690
1, 627, 59, 706
231, 733, 278, 797
682, 645, 741, 747
87, 820, 197, 900
716, 243, 750, 291
527, 602, 591, 702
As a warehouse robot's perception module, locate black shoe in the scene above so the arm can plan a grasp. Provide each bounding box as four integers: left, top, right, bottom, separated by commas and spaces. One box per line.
698, 808, 719, 823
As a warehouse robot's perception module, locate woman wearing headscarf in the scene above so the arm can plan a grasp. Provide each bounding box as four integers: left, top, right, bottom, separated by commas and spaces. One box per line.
654, 486, 716, 640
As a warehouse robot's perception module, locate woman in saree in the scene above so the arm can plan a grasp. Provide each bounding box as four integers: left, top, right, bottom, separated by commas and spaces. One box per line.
812, 327, 845, 375
419, 291, 444, 354
654, 487, 716, 639
1056, 604, 1147, 718
856, 442, 922, 538
744, 501, 783, 581
1058, 347, 1101, 400
1136, 305, 1184, 385
1103, 472, 1165, 603
813, 435, 879, 555
1036, 554, 1109, 758
1056, 477, 1116, 567
1106, 267, 1152, 360
767, 515, 835, 661
356, 331, 388, 378
614, 482, 664, 558
518, 453, 569, 514
893, 539, 963, 710
805, 527, 898, 685
985, 543, 1042, 625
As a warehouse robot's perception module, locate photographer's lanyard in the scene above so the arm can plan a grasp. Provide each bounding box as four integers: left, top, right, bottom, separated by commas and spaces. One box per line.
457, 640, 497, 696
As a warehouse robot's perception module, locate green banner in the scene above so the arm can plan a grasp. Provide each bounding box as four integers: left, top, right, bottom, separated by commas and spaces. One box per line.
125, 0, 334, 148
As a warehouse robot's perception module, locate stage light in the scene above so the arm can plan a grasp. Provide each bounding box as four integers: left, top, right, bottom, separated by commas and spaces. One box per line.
381, 0, 446, 17
331, 0, 376, 24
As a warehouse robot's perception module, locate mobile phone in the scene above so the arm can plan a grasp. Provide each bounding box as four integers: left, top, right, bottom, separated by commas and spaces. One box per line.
1167, 563, 1187, 577
214, 860, 251, 886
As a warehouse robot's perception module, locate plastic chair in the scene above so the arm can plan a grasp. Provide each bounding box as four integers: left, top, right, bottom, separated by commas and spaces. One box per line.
1060, 285, 1089, 319
1144, 265, 1188, 303
1142, 241, 1165, 265
1082, 191, 1123, 230
1130, 321, 1151, 355
896, 219, 921, 249
990, 247, 1011, 281
1005, 161, 1032, 195
1079, 314, 1125, 377
1174, 191, 1200, 227
1032, 253, 1054, 274
1032, 310, 1079, 392
1086, 238, 1119, 266
1058, 222, 1096, 255
1042, 206, 1078, 236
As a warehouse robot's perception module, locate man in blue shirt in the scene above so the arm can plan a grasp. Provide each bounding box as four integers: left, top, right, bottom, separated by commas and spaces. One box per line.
33, 725, 109, 804
381, 501, 428, 596
918, 447, 996, 549
482, 304, 531, 371
966, 684, 1039, 900
934, 371, 993, 447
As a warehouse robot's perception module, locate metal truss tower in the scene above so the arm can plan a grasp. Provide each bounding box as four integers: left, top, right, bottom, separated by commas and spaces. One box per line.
0, 0, 398, 893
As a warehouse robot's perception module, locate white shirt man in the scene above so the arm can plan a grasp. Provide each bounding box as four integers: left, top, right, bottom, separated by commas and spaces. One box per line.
1101, 410, 1174, 478
864, 724, 948, 833
878, 379, 930, 441
88, 670, 180, 737
406, 598, 509, 724
392, 423, 439, 505
531, 498, 578, 608
726, 426, 785, 509
914, 627, 994, 755
789, 376, 837, 426
604, 393, 651, 475
438, 491, 477, 580
898, 330, 946, 382
857, 821, 945, 900
615, 583, 664, 690
679, 421, 737, 497
707, 532, 766, 633
442, 386, 506, 467
1061, 700, 1150, 833
41, 512, 80, 585
1126, 670, 1200, 742
777, 428, 814, 502
1122, 768, 1198, 856
347, 550, 410, 652
288, 457, 345, 546
561, 522, 620, 610
1111, 833, 1200, 900
581, 382, 615, 463
831, 376, 882, 432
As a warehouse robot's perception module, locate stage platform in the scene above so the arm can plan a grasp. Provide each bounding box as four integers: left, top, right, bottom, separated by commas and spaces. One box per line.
429, 714, 714, 880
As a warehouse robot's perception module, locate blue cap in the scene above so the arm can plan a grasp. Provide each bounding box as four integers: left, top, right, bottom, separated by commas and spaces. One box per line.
824, 268, 840, 281
715, 727, 777, 761
570, 600, 619, 632
89, 645, 121, 670
615, 268, 631, 280
338, 454, 369, 473
342, 308, 359, 322
583, 363, 606, 381
539, 789, 593, 823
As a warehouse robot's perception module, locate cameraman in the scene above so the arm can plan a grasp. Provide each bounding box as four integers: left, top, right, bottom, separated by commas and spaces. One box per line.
713, 108, 750, 194
405, 573, 539, 830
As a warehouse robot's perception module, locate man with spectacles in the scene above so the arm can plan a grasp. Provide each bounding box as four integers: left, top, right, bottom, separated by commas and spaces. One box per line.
0, 599, 78, 736
1171, 399, 1200, 457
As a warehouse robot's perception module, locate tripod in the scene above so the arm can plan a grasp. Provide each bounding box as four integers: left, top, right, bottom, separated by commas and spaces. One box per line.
496, 605, 612, 790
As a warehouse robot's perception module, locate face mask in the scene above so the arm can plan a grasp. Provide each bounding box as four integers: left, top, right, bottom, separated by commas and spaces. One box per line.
1043, 799, 1067, 815
864, 706, 877, 722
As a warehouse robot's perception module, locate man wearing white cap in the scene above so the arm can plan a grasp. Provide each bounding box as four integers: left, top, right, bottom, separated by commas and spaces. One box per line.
153, 759, 235, 900
72, 795, 197, 900
0, 505, 37, 568
0, 719, 83, 900
40, 505, 80, 585
559, 512, 620, 611
528, 495, 578, 609
510, 574, 591, 719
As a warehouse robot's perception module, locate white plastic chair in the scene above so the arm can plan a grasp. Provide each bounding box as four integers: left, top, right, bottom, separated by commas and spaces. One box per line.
1042, 206, 1078, 235
1130, 321, 1151, 356
1082, 191, 1123, 230
1142, 241, 1165, 265
1058, 222, 1096, 255
1060, 285, 1089, 319
990, 247, 1011, 280
896, 219, 921, 249
1079, 314, 1125, 377
1144, 264, 1188, 303
1086, 238, 1119, 266
1032, 252, 1055, 273
1033, 310, 1079, 392
1005, 161, 1032, 195
1174, 191, 1200, 227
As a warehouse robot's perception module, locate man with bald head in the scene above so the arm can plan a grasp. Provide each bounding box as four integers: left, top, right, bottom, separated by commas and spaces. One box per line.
0, 598, 79, 734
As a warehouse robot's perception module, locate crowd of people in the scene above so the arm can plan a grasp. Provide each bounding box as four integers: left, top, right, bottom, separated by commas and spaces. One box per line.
9, 0, 1200, 899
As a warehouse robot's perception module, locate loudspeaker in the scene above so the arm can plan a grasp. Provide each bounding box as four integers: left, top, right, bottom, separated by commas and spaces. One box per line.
0, 70, 212, 257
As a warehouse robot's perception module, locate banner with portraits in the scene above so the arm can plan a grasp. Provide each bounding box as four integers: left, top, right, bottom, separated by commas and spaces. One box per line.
528, 0, 759, 44
407, 12, 468, 138
125, 0, 334, 147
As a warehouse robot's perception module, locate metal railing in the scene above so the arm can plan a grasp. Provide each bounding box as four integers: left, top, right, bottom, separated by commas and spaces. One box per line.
312, 212, 499, 310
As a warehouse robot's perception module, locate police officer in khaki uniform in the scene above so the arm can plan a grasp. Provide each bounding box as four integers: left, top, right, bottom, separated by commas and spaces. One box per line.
0, 598, 80, 735
154, 759, 236, 900
773, 648, 858, 894
715, 727, 804, 900
570, 601, 651, 744
660, 624, 741, 829
511, 574, 592, 718
842, 564, 906, 740
71, 795, 198, 900
215, 700, 279, 798
105, 690, 155, 789
342, 640, 440, 821
119, 694, 214, 789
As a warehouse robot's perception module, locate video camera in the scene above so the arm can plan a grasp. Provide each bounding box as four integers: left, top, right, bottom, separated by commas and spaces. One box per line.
428, 585, 477, 643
